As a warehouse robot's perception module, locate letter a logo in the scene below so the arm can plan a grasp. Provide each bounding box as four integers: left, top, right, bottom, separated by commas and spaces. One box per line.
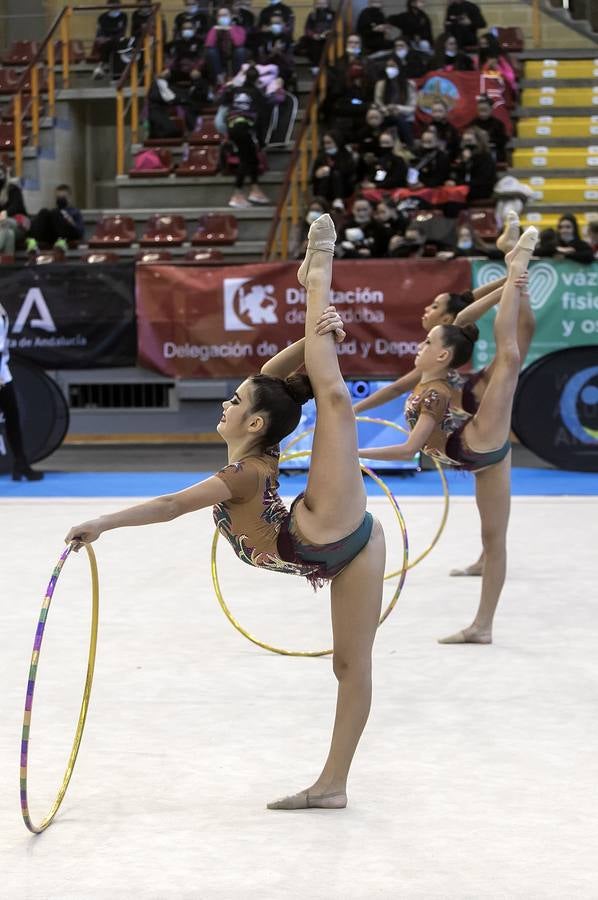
12, 288, 57, 334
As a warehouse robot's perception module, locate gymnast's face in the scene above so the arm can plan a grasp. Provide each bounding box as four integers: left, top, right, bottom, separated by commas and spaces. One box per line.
414, 325, 449, 371
218, 380, 265, 443
421, 293, 453, 331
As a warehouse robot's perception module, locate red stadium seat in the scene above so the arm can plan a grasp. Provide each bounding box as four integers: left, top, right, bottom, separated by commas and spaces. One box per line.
176, 146, 220, 177
140, 214, 187, 246
459, 208, 499, 240
53, 40, 87, 65
32, 252, 58, 265
0, 69, 23, 94
496, 27, 525, 52
129, 147, 173, 177
3, 41, 40, 66
0, 122, 15, 149
83, 252, 121, 264
191, 214, 238, 246
184, 248, 224, 262
189, 116, 223, 145
136, 249, 173, 263
88, 215, 137, 248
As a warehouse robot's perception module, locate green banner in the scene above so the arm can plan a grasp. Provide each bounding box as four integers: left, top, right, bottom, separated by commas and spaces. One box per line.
471, 259, 598, 370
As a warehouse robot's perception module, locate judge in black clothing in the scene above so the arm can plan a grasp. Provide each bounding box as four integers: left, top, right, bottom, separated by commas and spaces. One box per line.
449, 127, 496, 201
430, 33, 473, 71
359, 131, 408, 190
467, 94, 508, 164
311, 132, 357, 205
536, 215, 594, 265
356, 0, 394, 55
427, 98, 460, 161
257, 0, 293, 37
173, 0, 209, 41
92, 0, 128, 80
409, 128, 450, 188
444, 0, 486, 48
388, 0, 433, 46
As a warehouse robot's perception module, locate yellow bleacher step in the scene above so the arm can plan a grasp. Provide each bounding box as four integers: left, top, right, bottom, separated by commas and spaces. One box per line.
525, 59, 598, 79
521, 177, 598, 203
520, 212, 593, 232
522, 87, 598, 108
518, 117, 598, 138
513, 147, 598, 168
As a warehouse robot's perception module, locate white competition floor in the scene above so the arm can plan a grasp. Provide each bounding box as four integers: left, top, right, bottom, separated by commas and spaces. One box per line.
1, 494, 598, 900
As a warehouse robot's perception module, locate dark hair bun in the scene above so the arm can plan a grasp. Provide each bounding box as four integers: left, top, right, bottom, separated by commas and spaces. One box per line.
461, 323, 479, 344
461, 290, 475, 306
284, 374, 314, 405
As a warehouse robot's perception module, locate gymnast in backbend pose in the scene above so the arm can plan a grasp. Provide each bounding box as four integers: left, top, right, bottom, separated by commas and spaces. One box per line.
359, 226, 538, 645
66, 214, 386, 810
354, 210, 535, 577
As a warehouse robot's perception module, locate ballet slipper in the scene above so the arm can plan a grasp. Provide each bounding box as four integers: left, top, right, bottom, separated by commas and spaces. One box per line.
496, 209, 520, 254
297, 213, 336, 287
504, 226, 538, 272
449, 565, 483, 577
267, 789, 347, 810
438, 627, 492, 645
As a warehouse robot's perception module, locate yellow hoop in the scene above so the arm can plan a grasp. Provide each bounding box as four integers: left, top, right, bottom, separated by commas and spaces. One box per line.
283, 415, 450, 574
212, 454, 408, 657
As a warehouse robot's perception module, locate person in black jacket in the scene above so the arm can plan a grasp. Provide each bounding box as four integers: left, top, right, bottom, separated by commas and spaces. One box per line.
427, 98, 460, 161
298, 0, 335, 71
408, 128, 450, 188
0, 165, 28, 258
222, 67, 271, 207
147, 70, 184, 139
311, 132, 357, 206
173, 0, 209, 41
337, 197, 389, 258
92, 0, 128, 80
449, 126, 496, 201
257, 0, 293, 37
430, 33, 473, 71
359, 131, 408, 190
445, 0, 486, 48
167, 18, 204, 82
536, 215, 594, 265
388, 0, 433, 48
467, 94, 508, 164
388, 36, 429, 78
356, 0, 394, 55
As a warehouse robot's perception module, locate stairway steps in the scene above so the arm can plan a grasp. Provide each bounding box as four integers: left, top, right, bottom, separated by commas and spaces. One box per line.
524, 59, 598, 78
520, 211, 594, 230
520, 177, 598, 203
521, 87, 598, 108
517, 116, 598, 138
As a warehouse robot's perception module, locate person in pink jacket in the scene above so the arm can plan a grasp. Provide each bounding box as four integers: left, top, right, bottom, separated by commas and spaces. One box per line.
205, 7, 248, 84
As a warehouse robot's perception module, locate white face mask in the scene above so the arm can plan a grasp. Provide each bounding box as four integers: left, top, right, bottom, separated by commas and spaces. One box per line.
306, 210, 322, 224
445, 49, 457, 57
395, 49, 407, 59
108, 7, 121, 16
218, 15, 231, 25
386, 66, 399, 78
182, 29, 195, 38
458, 239, 473, 250
271, 22, 283, 33
345, 227, 365, 243
347, 45, 361, 55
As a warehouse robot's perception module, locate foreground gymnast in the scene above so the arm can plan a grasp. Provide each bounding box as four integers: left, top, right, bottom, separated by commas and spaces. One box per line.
66, 214, 386, 810
355, 211, 534, 577
359, 227, 538, 644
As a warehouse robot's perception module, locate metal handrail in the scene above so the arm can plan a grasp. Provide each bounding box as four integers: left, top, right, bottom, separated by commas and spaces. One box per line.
263, 0, 353, 261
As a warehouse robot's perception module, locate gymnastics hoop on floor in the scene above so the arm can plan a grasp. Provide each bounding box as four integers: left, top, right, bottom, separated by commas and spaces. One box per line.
284, 415, 450, 576
20, 543, 99, 834
212, 453, 408, 657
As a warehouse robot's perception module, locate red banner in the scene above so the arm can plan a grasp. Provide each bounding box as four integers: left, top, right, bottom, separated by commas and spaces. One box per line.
416, 70, 513, 134
136, 259, 472, 379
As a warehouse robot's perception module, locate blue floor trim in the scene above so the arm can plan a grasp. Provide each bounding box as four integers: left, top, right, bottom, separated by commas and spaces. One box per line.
1, 468, 597, 498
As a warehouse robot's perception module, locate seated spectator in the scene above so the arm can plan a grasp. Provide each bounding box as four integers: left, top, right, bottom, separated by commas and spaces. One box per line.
29, 185, 84, 251
257, 0, 293, 38
167, 18, 204, 82
449, 126, 496, 201
467, 94, 508, 164
132, 0, 167, 49
173, 0, 209, 42
388, 0, 433, 50
407, 128, 450, 188
356, 0, 396, 56
436, 223, 503, 259
426, 98, 460, 161
147, 70, 184, 139
232, 0, 256, 33
444, 0, 486, 48
298, 0, 335, 73
430, 33, 473, 71
587, 220, 598, 258
388, 36, 429, 79
0, 165, 28, 259
360, 131, 408, 190
257, 37, 295, 90
355, 104, 387, 156
92, 0, 128, 81
324, 59, 369, 141
294, 196, 331, 257
221, 66, 270, 207
180, 69, 211, 131
536, 215, 594, 265
205, 8, 248, 83
387, 223, 426, 258
311, 131, 357, 207
256, 12, 292, 62
374, 63, 416, 145
337, 198, 389, 258
373, 198, 408, 241
478, 32, 517, 96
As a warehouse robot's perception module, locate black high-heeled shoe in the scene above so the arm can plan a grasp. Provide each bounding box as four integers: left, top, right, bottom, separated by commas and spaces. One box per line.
12, 462, 44, 482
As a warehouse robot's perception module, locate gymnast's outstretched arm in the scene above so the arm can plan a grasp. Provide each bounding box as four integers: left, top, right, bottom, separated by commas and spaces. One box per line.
259, 307, 345, 379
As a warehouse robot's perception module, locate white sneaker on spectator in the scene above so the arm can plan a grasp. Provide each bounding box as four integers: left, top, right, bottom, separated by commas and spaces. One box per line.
248, 187, 270, 205
229, 191, 251, 208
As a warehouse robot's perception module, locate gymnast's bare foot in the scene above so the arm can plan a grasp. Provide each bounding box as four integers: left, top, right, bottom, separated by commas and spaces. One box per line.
449, 556, 484, 577
267, 786, 347, 810
297, 214, 336, 287
438, 625, 492, 645
496, 209, 520, 254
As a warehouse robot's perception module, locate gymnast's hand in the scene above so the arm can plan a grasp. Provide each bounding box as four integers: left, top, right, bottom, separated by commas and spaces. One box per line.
65, 520, 103, 551
315, 305, 346, 344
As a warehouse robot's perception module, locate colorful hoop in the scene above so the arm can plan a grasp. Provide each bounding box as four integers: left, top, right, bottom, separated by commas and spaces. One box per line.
284, 415, 450, 575
20, 543, 99, 834
212, 453, 409, 657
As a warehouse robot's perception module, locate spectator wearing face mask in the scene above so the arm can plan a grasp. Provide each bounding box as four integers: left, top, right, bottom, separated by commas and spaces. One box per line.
257, 0, 294, 38
407, 128, 450, 188
387, 37, 429, 79
387, 224, 426, 258
355, 105, 387, 156
147, 69, 184, 138
356, 0, 398, 55
28, 185, 84, 252
478, 32, 517, 96
373, 199, 408, 241
587, 220, 598, 258
374, 62, 417, 145
92, 0, 128, 81
256, 12, 292, 59
0, 165, 28, 260
311, 132, 357, 207
536, 215, 593, 265
388, 0, 433, 48
173, 0, 209, 41
326, 62, 369, 141
467, 95, 508, 164
294, 196, 332, 257
222, 66, 271, 207
337, 198, 389, 258
448, 126, 496, 201
436, 223, 503, 259
430, 33, 473, 71
360, 131, 408, 190
132, 0, 167, 46
298, 0, 336, 72
444, 0, 486, 49
424, 99, 460, 161
205, 7, 248, 83
232, 0, 257, 52
167, 18, 204, 82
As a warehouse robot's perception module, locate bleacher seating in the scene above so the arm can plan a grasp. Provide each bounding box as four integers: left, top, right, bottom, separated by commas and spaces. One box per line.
191, 214, 238, 246
189, 117, 222, 145
176, 146, 220, 177
140, 214, 187, 246
459, 208, 499, 240
184, 248, 224, 262
3, 41, 40, 66
137, 250, 173, 263
83, 251, 120, 263
88, 215, 136, 248
129, 148, 173, 178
